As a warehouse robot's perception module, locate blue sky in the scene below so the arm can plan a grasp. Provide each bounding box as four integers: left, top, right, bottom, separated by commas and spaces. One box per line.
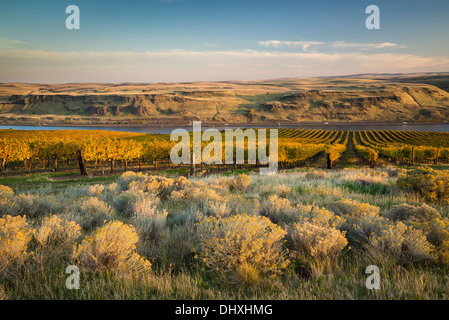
1, 0, 448, 82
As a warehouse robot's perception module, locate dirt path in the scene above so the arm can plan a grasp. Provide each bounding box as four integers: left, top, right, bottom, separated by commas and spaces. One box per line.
335, 131, 365, 169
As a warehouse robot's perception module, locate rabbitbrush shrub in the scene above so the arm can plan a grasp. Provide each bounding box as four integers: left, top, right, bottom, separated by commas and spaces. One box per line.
14, 194, 63, 218
113, 190, 146, 217
397, 166, 449, 204
0, 198, 20, 217
295, 204, 342, 228
195, 215, 289, 277
339, 215, 388, 249
368, 221, 434, 264
260, 195, 296, 225
131, 198, 168, 241
386, 203, 441, 222
228, 174, 252, 191
33, 215, 81, 263
117, 171, 147, 191
289, 221, 348, 260
69, 197, 115, 230
72, 220, 151, 273
0, 185, 14, 198
0, 215, 33, 277
328, 198, 379, 218
413, 218, 449, 265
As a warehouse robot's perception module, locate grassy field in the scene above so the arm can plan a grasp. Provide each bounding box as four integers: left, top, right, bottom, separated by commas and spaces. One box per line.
2, 164, 449, 300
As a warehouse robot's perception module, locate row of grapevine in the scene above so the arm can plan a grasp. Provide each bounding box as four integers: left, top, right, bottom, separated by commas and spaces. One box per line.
355, 130, 449, 164
278, 130, 348, 166
0, 131, 174, 173
352, 131, 378, 167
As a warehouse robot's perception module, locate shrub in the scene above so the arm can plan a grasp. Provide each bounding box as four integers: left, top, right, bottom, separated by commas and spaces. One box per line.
289, 221, 348, 260
69, 197, 115, 230
368, 221, 434, 264
228, 174, 252, 191
107, 183, 119, 194
0, 198, 20, 217
383, 166, 407, 178
397, 166, 449, 204
158, 221, 198, 265
0, 285, 8, 300
204, 201, 231, 218
129, 176, 175, 199
113, 190, 145, 217
305, 170, 327, 180
169, 181, 222, 207
15, 194, 63, 218
117, 171, 147, 191
275, 184, 292, 198
209, 175, 252, 193
260, 195, 296, 225
65, 186, 89, 199
65, 185, 105, 199
72, 220, 151, 273
339, 215, 388, 249
295, 204, 342, 228
0, 185, 14, 198
129, 176, 228, 207
131, 198, 168, 241
33, 215, 81, 263
87, 184, 105, 196
195, 215, 289, 277
413, 218, 449, 265
328, 198, 379, 218
226, 194, 260, 216
0, 215, 33, 277
386, 203, 441, 222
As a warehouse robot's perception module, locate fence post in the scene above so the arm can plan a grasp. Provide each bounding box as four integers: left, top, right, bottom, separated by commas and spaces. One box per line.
436, 148, 439, 164
77, 149, 89, 176
370, 153, 375, 168
190, 152, 196, 176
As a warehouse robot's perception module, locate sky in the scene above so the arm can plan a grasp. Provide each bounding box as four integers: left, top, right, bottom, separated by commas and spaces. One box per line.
0, 0, 449, 83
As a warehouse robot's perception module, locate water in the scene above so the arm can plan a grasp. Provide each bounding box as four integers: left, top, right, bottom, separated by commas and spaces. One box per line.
2, 123, 449, 134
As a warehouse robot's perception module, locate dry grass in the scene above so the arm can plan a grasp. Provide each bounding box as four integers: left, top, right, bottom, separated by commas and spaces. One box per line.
2, 166, 449, 299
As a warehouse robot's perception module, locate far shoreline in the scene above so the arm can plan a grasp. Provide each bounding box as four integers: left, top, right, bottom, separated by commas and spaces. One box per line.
1, 120, 449, 129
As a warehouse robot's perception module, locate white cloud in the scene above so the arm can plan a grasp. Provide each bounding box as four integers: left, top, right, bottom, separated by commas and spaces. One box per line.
258, 40, 325, 50
258, 40, 407, 52
0, 37, 28, 50
332, 41, 406, 50
0, 47, 447, 82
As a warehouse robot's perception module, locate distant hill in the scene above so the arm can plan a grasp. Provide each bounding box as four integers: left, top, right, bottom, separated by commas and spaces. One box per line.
1, 73, 449, 125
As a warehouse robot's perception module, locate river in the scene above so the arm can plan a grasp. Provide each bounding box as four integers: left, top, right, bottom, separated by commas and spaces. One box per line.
2, 123, 449, 134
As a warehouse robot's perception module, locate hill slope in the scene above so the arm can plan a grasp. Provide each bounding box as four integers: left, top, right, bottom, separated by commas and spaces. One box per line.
1, 74, 449, 125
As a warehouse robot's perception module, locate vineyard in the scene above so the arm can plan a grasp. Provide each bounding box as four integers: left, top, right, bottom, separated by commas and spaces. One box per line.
4, 128, 449, 300
2, 128, 449, 175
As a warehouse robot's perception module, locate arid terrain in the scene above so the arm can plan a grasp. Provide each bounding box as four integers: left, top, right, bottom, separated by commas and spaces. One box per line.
1, 73, 449, 126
